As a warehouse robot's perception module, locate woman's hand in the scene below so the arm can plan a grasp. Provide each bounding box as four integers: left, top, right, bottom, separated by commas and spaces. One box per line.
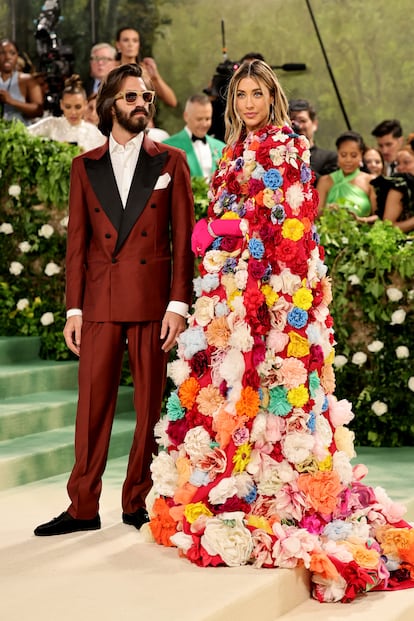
191, 218, 244, 256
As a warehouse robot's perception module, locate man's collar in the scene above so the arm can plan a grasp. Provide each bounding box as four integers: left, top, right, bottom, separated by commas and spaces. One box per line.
185, 126, 207, 144
109, 132, 144, 153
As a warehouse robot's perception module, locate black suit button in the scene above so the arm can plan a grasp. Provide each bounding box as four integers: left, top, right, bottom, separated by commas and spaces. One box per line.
140, 259, 147, 265
150, 203, 156, 209
112, 258, 117, 264
95, 208, 100, 212
105, 233, 112, 238
141, 231, 148, 237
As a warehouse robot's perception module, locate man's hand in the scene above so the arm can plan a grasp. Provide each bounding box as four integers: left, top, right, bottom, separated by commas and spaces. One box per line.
160, 310, 186, 352
63, 315, 83, 356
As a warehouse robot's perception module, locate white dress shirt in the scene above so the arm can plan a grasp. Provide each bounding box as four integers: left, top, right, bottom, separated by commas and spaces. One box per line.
185, 126, 213, 180
109, 132, 143, 207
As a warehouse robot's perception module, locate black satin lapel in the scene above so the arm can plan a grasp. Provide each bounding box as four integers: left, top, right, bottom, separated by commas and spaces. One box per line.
114, 149, 169, 255
84, 152, 123, 231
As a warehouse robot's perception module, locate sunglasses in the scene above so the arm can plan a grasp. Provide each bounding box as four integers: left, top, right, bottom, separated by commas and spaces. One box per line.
90, 56, 113, 63
115, 90, 155, 104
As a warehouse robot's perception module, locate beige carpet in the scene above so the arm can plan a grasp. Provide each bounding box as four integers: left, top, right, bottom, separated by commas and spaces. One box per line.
2, 453, 414, 621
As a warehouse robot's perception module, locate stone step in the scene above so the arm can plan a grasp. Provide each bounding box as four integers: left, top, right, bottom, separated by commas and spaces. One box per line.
0, 415, 136, 490
0, 385, 134, 441
0, 359, 79, 399
0, 335, 41, 364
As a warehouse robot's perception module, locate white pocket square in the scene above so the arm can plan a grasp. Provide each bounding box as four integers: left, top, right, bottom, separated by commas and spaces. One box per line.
154, 172, 171, 190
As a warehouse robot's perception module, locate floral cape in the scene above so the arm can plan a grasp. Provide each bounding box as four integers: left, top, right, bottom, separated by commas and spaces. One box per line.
149, 125, 414, 603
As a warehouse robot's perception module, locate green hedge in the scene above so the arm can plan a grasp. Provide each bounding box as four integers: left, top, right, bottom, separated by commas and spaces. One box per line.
317, 208, 414, 446
1, 120, 413, 445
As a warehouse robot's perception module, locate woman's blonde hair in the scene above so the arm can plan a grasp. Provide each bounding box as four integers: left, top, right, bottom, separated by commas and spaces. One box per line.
224, 59, 289, 144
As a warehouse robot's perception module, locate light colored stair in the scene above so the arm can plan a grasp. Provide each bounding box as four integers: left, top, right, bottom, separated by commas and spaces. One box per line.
0, 336, 135, 489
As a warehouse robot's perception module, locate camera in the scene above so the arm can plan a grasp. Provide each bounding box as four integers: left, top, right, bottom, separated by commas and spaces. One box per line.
34, 0, 74, 116
35, 0, 60, 42
204, 59, 240, 99
204, 59, 240, 141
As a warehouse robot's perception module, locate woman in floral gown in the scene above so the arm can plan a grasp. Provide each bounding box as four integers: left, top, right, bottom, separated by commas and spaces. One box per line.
149, 60, 414, 603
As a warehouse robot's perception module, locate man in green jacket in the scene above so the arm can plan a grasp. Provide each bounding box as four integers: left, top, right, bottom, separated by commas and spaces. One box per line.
163, 93, 225, 181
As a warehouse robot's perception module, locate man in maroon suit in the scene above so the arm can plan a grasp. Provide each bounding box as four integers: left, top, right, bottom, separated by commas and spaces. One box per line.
34, 63, 194, 536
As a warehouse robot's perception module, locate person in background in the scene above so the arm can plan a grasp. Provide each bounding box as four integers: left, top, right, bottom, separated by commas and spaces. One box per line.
84, 92, 99, 126
371, 135, 414, 231
115, 26, 177, 108
371, 119, 404, 176
163, 93, 225, 180
362, 146, 385, 177
33, 62, 194, 537
27, 74, 106, 152
0, 38, 43, 123
146, 124, 170, 142
288, 98, 337, 181
84, 42, 117, 97
317, 130, 376, 219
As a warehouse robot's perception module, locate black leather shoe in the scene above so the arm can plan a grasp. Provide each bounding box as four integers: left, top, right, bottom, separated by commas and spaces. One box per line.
34, 511, 101, 536
122, 507, 149, 530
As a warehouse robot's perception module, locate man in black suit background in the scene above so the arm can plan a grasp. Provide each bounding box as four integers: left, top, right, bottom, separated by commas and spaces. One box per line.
289, 98, 337, 182
371, 119, 404, 176
84, 42, 117, 97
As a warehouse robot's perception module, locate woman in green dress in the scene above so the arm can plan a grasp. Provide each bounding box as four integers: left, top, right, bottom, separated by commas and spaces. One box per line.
317, 130, 377, 219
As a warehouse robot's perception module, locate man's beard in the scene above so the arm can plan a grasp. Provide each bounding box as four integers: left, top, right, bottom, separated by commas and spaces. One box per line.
113, 103, 150, 134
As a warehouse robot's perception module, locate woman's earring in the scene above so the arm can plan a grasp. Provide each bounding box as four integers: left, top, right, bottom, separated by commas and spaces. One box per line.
269, 102, 275, 122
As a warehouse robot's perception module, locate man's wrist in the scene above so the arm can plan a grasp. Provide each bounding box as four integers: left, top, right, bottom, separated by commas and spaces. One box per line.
66, 308, 82, 318
167, 301, 188, 318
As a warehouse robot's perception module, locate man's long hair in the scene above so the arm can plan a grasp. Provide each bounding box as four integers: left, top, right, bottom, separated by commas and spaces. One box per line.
96, 63, 153, 136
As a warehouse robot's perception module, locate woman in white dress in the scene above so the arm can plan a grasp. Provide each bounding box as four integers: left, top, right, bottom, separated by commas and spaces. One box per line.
27, 74, 106, 152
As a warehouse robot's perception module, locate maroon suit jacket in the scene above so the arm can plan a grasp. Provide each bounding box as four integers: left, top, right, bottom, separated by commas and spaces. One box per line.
65, 134, 195, 322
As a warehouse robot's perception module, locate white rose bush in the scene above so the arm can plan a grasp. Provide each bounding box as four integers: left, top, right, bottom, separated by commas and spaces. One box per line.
0, 118, 80, 359
317, 208, 414, 447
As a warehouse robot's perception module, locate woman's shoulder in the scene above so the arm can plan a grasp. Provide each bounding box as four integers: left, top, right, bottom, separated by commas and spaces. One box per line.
18, 71, 33, 83
317, 172, 334, 188
16, 71, 33, 93
81, 119, 102, 133
358, 170, 373, 180
355, 170, 375, 187
371, 172, 414, 191
370, 173, 414, 219
27, 115, 56, 131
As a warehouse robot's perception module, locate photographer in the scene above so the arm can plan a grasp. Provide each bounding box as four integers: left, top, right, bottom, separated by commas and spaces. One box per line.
35, 0, 75, 116
0, 39, 43, 123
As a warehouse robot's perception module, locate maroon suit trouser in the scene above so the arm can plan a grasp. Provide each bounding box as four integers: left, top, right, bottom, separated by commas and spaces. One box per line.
66, 320, 167, 519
